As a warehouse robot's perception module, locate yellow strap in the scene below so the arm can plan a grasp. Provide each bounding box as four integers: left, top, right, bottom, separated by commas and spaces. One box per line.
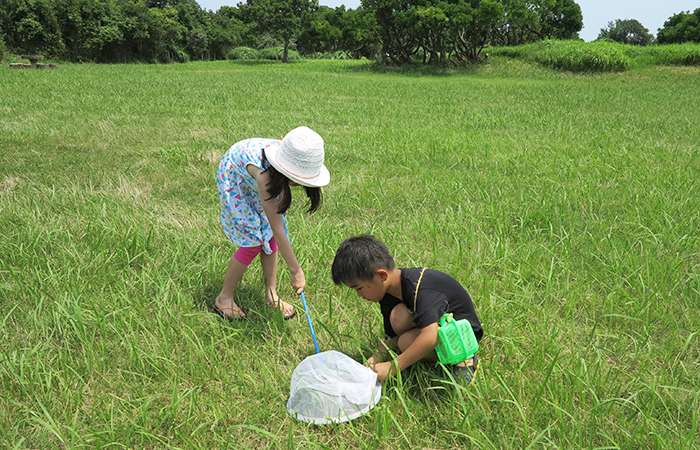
412, 267, 427, 312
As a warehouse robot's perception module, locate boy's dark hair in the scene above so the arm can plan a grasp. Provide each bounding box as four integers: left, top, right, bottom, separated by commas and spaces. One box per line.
262, 153, 322, 214
331, 234, 396, 285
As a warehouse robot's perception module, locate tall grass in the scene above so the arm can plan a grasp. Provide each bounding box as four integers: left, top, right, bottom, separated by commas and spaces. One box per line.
491, 40, 700, 72
1, 59, 699, 448
623, 43, 700, 66
226, 47, 301, 61
491, 40, 631, 72
227, 47, 260, 60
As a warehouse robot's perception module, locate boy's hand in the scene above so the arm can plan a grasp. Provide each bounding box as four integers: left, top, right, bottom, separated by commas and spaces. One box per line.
372, 361, 392, 382
290, 267, 306, 294
365, 354, 380, 369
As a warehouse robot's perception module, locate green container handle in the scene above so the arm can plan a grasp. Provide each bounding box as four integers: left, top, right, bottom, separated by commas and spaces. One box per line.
439, 313, 454, 327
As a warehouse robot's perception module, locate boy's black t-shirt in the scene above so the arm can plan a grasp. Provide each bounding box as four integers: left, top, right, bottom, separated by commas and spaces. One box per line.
379, 268, 483, 342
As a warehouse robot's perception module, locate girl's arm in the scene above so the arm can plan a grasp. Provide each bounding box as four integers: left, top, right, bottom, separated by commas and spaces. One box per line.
248, 165, 306, 294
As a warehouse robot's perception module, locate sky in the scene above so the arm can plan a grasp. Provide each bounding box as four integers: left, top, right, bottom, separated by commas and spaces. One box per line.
196, 0, 699, 42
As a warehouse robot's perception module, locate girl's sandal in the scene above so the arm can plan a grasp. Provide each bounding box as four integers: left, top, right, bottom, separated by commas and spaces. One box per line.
212, 305, 246, 321
267, 300, 297, 320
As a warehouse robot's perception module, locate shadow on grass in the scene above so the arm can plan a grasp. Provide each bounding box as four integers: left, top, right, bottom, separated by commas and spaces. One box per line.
360, 61, 484, 78
227, 57, 487, 77
379, 360, 476, 404
227, 59, 285, 67
196, 278, 294, 335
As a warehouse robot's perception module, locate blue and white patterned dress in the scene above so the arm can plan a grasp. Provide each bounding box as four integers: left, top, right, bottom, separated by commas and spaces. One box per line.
217, 138, 280, 254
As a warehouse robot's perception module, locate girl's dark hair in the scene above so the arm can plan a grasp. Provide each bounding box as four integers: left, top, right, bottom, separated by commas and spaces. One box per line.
261, 152, 322, 214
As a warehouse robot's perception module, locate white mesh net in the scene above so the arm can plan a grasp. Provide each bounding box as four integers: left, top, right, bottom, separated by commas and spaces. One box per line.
287, 351, 382, 424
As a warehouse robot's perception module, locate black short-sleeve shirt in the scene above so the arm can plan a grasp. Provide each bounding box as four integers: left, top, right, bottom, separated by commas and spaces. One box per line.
379, 268, 483, 341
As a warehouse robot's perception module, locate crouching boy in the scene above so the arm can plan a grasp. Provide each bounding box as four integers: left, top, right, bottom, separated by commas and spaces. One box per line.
331, 234, 483, 383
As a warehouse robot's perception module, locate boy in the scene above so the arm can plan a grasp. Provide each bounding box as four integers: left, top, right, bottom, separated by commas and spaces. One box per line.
331, 234, 483, 383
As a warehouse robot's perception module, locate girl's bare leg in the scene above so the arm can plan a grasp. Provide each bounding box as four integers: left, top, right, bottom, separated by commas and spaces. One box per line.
214, 255, 248, 318
260, 251, 295, 317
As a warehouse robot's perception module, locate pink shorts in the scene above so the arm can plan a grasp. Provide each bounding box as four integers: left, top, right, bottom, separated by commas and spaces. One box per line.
234, 237, 278, 265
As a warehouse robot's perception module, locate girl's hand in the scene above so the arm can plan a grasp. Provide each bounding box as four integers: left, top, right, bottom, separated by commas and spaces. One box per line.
290, 266, 306, 295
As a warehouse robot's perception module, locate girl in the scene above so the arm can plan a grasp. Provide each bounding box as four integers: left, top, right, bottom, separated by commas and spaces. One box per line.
213, 126, 330, 320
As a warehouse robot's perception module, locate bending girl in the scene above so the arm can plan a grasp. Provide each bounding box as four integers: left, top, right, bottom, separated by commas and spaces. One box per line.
213, 126, 330, 320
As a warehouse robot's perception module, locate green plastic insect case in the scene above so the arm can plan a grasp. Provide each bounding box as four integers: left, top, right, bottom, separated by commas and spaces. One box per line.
435, 313, 479, 365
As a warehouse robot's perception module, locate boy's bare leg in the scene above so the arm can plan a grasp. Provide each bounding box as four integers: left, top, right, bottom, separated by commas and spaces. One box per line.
396, 328, 439, 360
260, 251, 295, 317
391, 303, 438, 360
215, 255, 248, 318
390, 303, 417, 335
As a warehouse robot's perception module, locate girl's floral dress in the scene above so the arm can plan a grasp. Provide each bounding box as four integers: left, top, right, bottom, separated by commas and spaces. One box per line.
217, 138, 280, 254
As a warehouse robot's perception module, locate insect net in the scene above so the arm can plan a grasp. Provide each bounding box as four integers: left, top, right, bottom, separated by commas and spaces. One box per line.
287, 350, 382, 424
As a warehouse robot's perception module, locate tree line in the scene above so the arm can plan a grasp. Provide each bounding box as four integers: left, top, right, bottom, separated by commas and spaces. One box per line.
597, 8, 700, 47
1, 0, 698, 64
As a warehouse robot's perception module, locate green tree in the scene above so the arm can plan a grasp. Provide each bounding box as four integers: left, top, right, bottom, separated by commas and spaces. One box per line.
55, 0, 138, 62
0, 0, 64, 57
239, 0, 316, 62
0, 32, 6, 60
298, 5, 344, 54
496, 0, 582, 45
298, 5, 377, 58
361, 0, 424, 64
657, 7, 700, 44
497, 0, 541, 45
597, 19, 653, 46
447, 0, 505, 62
207, 9, 243, 60
536, 0, 582, 39
342, 6, 379, 58
413, 4, 450, 63
145, 5, 188, 61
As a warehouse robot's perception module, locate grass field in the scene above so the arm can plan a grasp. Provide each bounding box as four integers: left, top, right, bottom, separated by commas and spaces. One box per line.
1, 58, 699, 449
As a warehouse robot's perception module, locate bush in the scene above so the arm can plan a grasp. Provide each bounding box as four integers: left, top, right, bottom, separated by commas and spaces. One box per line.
227, 47, 260, 60
171, 48, 190, 63
305, 51, 350, 60
533, 40, 631, 73
491, 40, 631, 73
613, 42, 700, 66
0, 34, 6, 62
645, 43, 700, 66
489, 46, 531, 59
258, 47, 300, 61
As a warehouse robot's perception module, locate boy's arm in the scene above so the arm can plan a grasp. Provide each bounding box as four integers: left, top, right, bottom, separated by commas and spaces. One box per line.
373, 322, 439, 382
366, 337, 397, 368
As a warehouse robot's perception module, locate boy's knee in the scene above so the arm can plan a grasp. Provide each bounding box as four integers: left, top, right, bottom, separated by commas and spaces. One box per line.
397, 331, 417, 353
390, 303, 415, 336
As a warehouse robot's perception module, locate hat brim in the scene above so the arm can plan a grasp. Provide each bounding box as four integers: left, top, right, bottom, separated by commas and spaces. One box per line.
265, 142, 330, 188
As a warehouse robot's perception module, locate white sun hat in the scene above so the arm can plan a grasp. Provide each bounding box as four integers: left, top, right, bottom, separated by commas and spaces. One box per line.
265, 126, 330, 187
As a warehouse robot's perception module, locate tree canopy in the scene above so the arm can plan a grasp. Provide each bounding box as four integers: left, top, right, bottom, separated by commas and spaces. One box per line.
361, 0, 583, 64
0, 0, 243, 62
597, 19, 654, 46
657, 8, 700, 44
237, 0, 317, 62
0, 0, 589, 64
